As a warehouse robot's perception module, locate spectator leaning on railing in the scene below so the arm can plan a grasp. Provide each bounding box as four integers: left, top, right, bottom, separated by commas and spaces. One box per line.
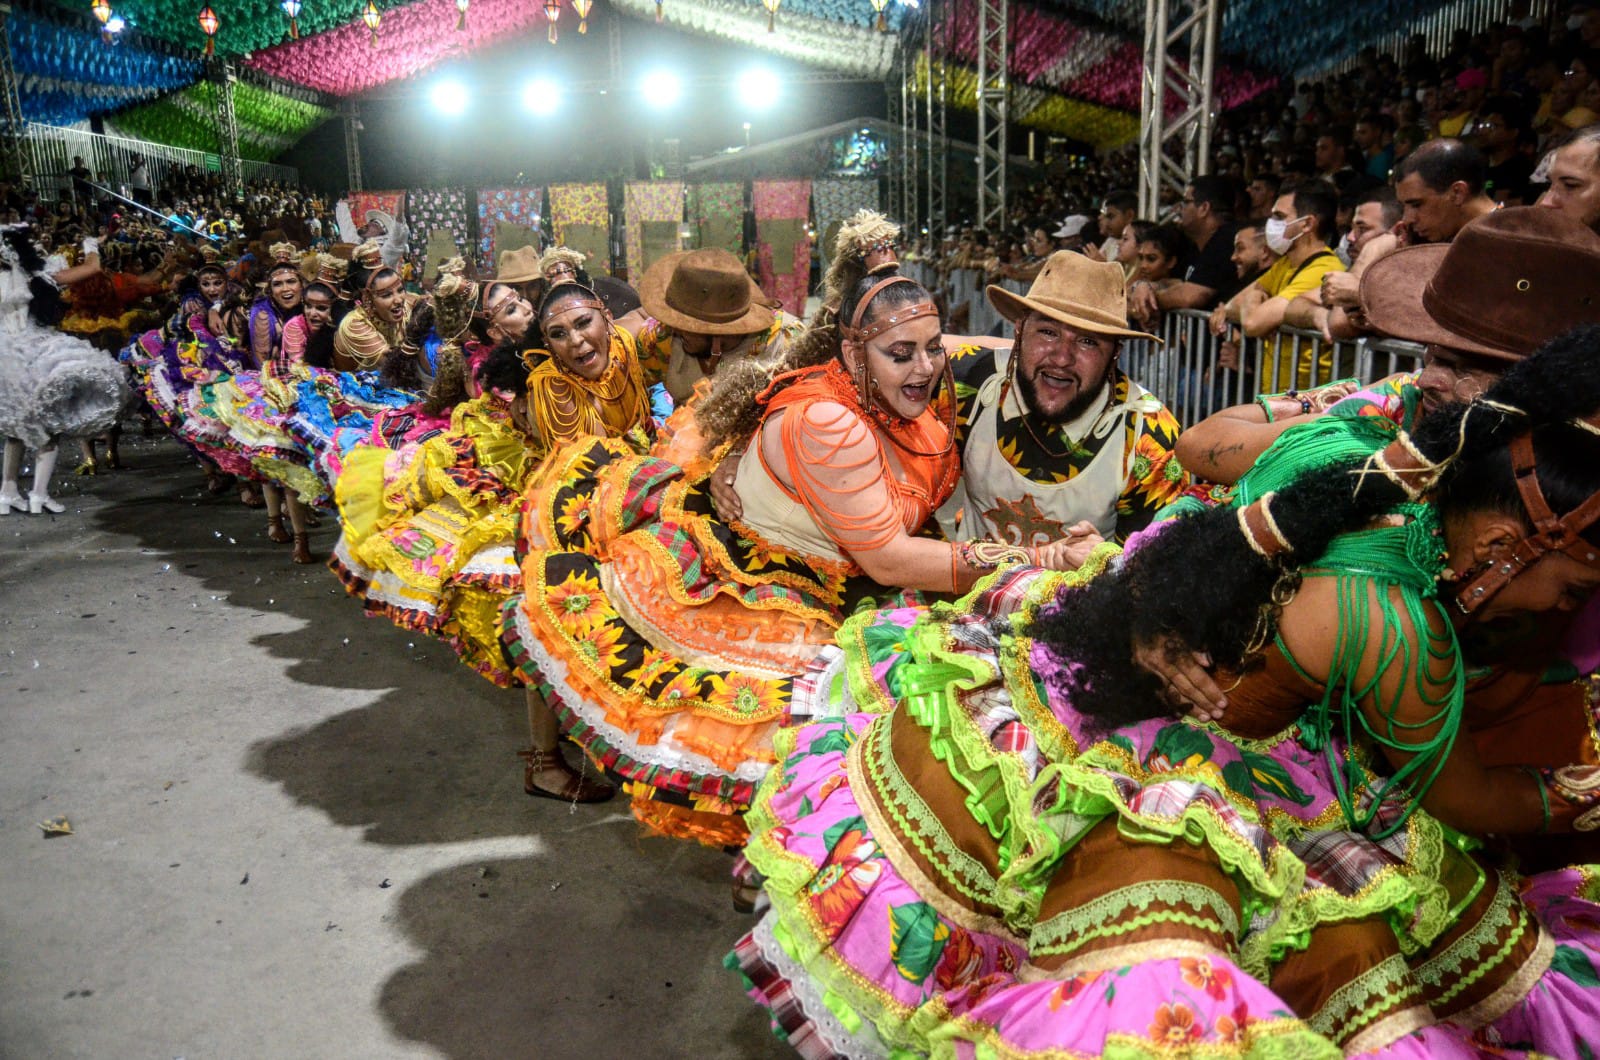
1538, 123, 1600, 228
1394, 138, 1499, 242
1127, 175, 1245, 323
1210, 181, 1345, 390
1315, 185, 1405, 339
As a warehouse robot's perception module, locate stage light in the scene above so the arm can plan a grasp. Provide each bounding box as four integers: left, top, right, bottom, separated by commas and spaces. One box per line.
522, 78, 562, 115
640, 69, 682, 109
104, 13, 125, 33
736, 67, 780, 111
431, 79, 470, 116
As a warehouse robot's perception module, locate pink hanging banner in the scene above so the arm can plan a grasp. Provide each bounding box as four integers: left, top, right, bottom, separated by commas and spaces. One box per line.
752, 179, 811, 319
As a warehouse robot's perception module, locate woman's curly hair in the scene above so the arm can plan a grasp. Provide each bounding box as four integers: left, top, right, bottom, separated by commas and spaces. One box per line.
1029, 323, 1600, 735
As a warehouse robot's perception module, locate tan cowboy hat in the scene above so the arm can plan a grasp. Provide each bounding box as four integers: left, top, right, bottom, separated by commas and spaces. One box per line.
364, 209, 394, 231
639, 248, 775, 336
1360, 207, 1600, 363
496, 245, 542, 285
986, 250, 1155, 343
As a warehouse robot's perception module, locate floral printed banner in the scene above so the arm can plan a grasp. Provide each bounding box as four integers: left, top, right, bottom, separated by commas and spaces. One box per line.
549, 183, 612, 276
752, 180, 811, 318
623, 182, 685, 281
812, 179, 878, 275
406, 187, 471, 264
688, 183, 746, 257
475, 186, 545, 264
349, 191, 406, 230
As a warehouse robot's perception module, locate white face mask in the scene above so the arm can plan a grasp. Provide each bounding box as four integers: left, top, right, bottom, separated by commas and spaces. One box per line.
1263, 215, 1305, 255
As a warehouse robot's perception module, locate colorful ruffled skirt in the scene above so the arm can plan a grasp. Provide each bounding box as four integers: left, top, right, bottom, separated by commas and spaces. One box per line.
732, 565, 1600, 1058
331, 394, 531, 686
499, 436, 939, 846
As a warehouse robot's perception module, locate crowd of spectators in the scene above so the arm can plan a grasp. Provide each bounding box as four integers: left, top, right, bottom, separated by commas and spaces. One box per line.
908, 1, 1600, 365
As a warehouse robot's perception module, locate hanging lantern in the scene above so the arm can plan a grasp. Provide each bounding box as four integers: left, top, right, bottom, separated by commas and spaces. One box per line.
362, 0, 382, 44
761, 0, 779, 32
543, 0, 560, 43
196, 4, 219, 54
280, 0, 301, 38
653, 0, 662, 22
455, 0, 468, 30
867, 0, 887, 30
91, 0, 112, 24
571, 0, 591, 34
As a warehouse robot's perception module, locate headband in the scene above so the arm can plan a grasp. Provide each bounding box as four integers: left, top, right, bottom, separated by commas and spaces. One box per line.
840, 275, 938, 343
481, 285, 519, 321
539, 283, 605, 321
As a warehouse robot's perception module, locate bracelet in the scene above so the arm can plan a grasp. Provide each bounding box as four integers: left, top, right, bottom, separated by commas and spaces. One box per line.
1523, 766, 1551, 834
1285, 390, 1313, 416
1255, 395, 1276, 423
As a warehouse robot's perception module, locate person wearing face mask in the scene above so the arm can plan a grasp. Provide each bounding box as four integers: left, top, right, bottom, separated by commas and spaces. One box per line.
1210, 181, 1345, 391
500, 269, 1094, 842
1177, 209, 1600, 486
631, 246, 802, 407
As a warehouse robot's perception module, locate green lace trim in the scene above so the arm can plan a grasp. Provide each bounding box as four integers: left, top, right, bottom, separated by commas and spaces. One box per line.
860, 705, 1000, 909
1308, 952, 1423, 1044
1029, 879, 1240, 959
1418, 872, 1530, 1007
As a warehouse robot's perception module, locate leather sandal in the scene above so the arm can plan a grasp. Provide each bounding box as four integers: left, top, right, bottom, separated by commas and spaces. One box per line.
238, 485, 266, 509
266, 514, 292, 543
291, 532, 316, 565
519, 746, 615, 804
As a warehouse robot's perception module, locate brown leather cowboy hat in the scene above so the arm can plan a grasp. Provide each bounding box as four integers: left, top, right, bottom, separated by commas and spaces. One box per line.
986, 250, 1157, 344
496, 245, 542, 285
1361, 208, 1600, 362
639, 249, 775, 336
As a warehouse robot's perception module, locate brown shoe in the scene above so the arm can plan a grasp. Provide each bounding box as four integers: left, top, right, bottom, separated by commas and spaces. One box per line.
519, 746, 615, 803
266, 514, 292, 543
291, 531, 316, 565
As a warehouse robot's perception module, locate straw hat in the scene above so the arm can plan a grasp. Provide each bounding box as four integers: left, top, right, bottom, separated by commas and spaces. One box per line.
496, 245, 542, 284
1360, 208, 1600, 362
638, 249, 774, 336
986, 250, 1154, 343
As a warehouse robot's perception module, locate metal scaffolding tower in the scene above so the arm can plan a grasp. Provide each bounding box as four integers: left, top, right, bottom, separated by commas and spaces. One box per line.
925, 0, 946, 239
0, 4, 32, 188
1137, 0, 1219, 218
212, 59, 243, 197
342, 101, 364, 192
974, 0, 1008, 231
902, 33, 919, 234
885, 51, 905, 224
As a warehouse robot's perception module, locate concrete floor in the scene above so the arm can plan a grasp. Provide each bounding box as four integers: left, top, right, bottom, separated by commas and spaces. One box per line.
0, 434, 782, 1059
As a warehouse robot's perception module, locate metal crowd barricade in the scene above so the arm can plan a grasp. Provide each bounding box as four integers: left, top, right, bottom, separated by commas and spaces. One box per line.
1120, 308, 1427, 428
24, 122, 299, 204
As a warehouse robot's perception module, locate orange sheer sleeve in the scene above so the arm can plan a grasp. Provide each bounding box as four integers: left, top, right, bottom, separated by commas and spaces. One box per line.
771, 400, 912, 555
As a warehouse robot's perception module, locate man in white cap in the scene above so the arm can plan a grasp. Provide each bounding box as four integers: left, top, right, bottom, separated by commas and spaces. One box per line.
942, 251, 1188, 546
360, 209, 410, 270
1052, 214, 1091, 251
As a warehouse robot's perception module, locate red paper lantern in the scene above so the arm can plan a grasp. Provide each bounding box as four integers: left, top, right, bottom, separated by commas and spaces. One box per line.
196, 4, 219, 55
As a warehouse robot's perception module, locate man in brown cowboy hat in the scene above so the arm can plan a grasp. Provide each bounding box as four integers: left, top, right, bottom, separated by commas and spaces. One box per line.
633, 248, 803, 405
496, 245, 543, 303
939, 250, 1188, 546
1178, 207, 1600, 484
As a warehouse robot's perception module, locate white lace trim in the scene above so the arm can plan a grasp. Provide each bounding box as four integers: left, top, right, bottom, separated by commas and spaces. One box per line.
748, 913, 888, 1060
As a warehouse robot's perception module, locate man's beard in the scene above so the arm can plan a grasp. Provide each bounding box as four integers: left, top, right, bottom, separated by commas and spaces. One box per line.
1014, 360, 1111, 427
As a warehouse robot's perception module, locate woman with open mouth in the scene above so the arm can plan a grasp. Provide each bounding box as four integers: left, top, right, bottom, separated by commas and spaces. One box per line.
498, 266, 1093, 841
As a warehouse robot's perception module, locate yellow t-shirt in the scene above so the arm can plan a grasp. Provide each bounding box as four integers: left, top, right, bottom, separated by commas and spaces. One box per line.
1257, 249, 1347, 390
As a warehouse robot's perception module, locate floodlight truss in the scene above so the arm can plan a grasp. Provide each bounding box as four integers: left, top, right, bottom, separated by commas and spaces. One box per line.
900, 25, 919, 234
342, 100, 364, 191
885, 52, 904, 223
1137, 0, 1219, 219
925, 0, 945, 239
212, 59, 243, 197
0, 5, 31, 188
974, 0, 1007, 231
